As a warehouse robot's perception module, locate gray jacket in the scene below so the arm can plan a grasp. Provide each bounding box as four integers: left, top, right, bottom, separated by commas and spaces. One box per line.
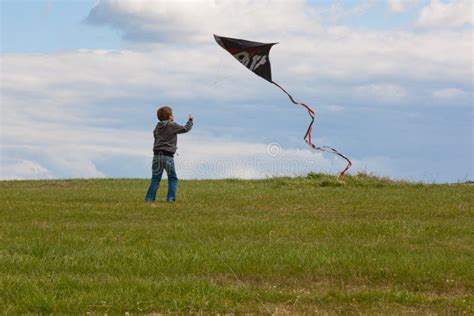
153, 119, 193, 154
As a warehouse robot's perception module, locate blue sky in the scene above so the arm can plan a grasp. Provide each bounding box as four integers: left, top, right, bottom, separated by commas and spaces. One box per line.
1, 1, 122, 52
1, 0, 472, 182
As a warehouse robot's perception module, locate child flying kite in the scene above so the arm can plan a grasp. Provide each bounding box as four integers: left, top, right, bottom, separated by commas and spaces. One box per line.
145, 106, 193, 203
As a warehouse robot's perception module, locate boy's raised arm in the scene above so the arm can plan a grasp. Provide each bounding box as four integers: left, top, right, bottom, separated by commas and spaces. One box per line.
170, 116, 193, 134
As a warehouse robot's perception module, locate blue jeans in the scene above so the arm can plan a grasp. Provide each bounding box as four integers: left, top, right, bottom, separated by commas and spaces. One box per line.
145, 155, 178, 202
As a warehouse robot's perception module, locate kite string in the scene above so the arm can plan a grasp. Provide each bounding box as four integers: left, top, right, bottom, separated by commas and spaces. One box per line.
271, 81, 352, 177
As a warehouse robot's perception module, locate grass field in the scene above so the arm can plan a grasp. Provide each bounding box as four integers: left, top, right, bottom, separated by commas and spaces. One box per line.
1, 173, 473, 314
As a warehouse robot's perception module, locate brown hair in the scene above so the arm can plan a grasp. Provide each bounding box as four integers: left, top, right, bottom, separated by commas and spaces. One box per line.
157, 106, 173, 121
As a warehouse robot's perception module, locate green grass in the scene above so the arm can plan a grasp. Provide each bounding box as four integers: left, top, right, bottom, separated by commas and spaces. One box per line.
1, 173, 473, 314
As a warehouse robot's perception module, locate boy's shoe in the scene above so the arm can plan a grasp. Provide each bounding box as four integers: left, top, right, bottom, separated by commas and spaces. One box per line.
145, 200, 158, 207
166, 199, 175, 203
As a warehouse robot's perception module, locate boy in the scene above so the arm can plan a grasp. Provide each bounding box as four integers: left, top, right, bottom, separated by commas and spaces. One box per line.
145, 106, 193, 203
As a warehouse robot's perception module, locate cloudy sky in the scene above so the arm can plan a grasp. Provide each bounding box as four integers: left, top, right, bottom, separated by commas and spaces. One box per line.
1, 0, 472, 182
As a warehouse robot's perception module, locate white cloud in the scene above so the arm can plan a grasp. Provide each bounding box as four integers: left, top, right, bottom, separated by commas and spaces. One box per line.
416, 0, 473, 28
84, 0, 471, 89
388, 0, 419, 13
324, 104, 345, 113
0, 159, 54, 180
0, 47, 268, 109
287, 28, 471, 86
1, 29, 470, 134
432, 87, 468, 99
82, 1, 473, 87
86, 0, 320, 43
178, 139, 328, 179
323, 0, 375, 23
354, 84, 407, 102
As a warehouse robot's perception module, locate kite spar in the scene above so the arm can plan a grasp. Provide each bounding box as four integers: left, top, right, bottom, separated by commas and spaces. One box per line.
214, 34, 352, 177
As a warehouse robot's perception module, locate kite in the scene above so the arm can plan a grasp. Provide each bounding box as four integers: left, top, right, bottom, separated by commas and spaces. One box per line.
214, 34, 352, 177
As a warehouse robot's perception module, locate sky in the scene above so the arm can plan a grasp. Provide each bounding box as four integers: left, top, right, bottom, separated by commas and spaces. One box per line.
0, 0, 473, 182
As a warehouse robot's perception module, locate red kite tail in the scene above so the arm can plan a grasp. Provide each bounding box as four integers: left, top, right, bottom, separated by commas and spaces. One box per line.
271, 81, 352, 177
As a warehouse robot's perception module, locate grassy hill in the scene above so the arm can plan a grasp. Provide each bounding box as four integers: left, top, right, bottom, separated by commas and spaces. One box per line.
1, 174, 473, 314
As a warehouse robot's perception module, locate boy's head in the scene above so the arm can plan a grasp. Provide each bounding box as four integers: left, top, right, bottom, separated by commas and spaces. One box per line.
157, 106, 173, 121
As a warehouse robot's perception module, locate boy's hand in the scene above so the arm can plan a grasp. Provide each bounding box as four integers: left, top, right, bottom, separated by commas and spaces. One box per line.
189, 114, 193, 121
